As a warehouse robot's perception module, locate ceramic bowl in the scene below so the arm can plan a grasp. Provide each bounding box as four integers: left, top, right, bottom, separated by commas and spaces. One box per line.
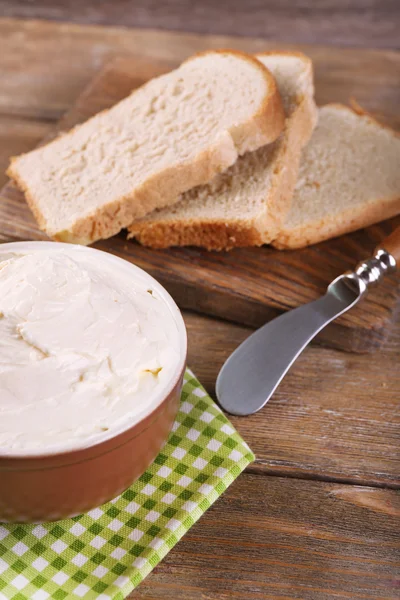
0, 242, 187, 522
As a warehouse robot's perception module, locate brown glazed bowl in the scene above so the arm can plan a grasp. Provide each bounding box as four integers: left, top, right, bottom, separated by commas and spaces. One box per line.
0, 242, 187, 523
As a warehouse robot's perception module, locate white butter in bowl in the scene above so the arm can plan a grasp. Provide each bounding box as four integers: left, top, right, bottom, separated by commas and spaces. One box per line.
0, 242, 185, 455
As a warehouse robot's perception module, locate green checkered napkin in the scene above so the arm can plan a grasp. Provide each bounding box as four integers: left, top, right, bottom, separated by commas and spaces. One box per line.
0, 369, 254, 600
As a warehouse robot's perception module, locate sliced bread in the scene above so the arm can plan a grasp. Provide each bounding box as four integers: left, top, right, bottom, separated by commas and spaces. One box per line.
272, 104, 400, 249
8, 50, 285, 245
128, 52, 317, 250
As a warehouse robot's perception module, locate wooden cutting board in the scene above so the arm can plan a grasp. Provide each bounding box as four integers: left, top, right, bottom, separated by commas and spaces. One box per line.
1, 55, 399, 353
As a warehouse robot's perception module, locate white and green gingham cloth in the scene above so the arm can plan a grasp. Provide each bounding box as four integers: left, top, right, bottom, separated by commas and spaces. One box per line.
0, 369, 254, 600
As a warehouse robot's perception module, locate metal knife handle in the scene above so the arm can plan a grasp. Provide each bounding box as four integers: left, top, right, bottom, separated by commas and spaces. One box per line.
343, 226, 399, 296
351, 248, 396, 292
378, 224, 400, 265
216, 225, 400, 417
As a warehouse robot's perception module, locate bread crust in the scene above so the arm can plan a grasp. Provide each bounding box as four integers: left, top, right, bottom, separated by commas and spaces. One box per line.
129, 51, 317, 250
273, 104, 400, 249
7, 50, 285, 245
185, 49, 286, 154
273, 195, 400, 250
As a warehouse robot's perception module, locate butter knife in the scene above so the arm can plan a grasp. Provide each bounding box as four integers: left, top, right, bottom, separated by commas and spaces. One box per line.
216, 226, 400, 416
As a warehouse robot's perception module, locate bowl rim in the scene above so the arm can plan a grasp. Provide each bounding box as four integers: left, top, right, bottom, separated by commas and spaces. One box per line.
0, 241, 188, 459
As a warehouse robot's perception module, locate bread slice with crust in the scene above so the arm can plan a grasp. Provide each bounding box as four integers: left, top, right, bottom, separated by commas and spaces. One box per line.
7, 50, 284, 245
128, 51, 317, 250
272, 104, 400, 249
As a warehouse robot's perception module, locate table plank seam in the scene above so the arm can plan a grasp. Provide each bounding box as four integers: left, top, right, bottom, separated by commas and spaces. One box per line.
245, 465, 400, 491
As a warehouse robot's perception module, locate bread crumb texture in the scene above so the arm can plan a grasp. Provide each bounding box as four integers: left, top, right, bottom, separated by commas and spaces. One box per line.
129, 53, 317, 250
274, 105, 400, 248
8, 51, 283, 244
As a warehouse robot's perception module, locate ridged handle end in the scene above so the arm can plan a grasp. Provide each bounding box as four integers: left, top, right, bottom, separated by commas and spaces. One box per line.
354, 248, 396, 289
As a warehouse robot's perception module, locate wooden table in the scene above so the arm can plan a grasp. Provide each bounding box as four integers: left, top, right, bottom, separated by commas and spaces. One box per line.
1, 13, 399, 599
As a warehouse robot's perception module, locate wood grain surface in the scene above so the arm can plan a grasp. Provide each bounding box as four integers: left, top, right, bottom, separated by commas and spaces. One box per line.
184, 312, 400, 489
132, 475, 400, 599
1, 0, 399, 50
0, 17, 399, 600
1, 19, 400, 127
2, 52, 400, 351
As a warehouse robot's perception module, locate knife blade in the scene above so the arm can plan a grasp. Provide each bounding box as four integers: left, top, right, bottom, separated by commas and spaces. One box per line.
216, 228, 400, 416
